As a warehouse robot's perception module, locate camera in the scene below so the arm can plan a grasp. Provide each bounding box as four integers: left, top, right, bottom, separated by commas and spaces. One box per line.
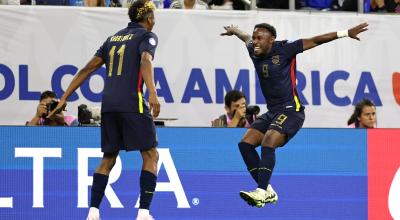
42, 100, 61, 118
78, 104, 101, 126
246, 105, 260, 116
232, 105, 260, 118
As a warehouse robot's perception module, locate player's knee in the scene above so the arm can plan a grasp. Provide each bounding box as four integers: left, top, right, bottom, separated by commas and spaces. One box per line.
99, 152, 118, 170
152, 148, 159, 162
241, 129, 263, 146
141, 147, 158, 163
100, 158, 116, 170
240, 136, 256, 146
262, 132, 286, 148
262, 138, 278, 148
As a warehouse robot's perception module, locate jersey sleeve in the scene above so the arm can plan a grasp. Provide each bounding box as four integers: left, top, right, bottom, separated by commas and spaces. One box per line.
139, 32, 158, 59
281, 39, 303, 59
94, 38, 109, 60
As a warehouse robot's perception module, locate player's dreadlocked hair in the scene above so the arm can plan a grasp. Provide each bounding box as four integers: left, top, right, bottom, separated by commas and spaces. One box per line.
128, 0, 155, 23
254, 23, 277, 38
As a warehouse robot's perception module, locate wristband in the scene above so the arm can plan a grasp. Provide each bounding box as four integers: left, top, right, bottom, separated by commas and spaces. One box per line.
337, 30, 349, 38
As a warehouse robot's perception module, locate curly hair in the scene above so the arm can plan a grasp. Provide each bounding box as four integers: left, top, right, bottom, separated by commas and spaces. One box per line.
128, 0, 155, 23
254, 23, 277, 38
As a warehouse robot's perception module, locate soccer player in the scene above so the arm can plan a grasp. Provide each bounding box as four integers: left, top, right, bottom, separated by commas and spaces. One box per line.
49, 0, 160, 219
221, 22, 368, 207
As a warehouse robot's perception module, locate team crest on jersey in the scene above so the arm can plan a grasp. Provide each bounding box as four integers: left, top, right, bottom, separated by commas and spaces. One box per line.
272, 55, 280, 65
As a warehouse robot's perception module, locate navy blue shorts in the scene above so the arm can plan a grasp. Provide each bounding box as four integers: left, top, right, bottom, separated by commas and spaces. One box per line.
101, 112, 158, 153
250, 110, 305, 145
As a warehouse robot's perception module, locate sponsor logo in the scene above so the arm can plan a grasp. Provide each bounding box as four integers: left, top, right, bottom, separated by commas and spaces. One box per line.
0, 147, 189, 209
0, 64, 383, 106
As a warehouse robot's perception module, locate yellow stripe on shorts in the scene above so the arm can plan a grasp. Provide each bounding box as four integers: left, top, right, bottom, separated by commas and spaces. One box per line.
138, 92, 143, 113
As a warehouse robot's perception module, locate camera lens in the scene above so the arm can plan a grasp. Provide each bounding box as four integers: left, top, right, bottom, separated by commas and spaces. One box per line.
246, 105, 260, 115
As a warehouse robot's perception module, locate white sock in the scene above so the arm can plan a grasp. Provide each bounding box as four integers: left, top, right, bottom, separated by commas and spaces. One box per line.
89, 207, 99, 212
256, 188, 267, 193
138, 208, 150, 217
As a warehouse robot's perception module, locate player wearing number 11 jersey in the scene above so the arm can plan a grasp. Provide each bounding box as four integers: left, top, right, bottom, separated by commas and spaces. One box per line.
48, 0, 161, 219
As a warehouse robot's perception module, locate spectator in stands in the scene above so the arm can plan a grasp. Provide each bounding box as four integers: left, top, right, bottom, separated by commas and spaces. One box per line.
299, 0, 331, 10
331, 0, 357, 11
125, 0, 168, 8
1, 0, 20, 4
347, 98, 377, 128
369, 0, 386, 11
256, 0, 302, 9
109, 0, 122, 7
85, 0, 105, 6
20, 0, 69, 5
331, 0, 399, 12
211, 90, 258, 127
170, 0, 209, 9
162, 0, 172, 7
26, 90, 78, 126
388, 0, 400, 12
150, 0, 164, 8
369, 0, 400, 12
209, 0, 246, 10
209, 0, 234, 9
386, 0, 400, 12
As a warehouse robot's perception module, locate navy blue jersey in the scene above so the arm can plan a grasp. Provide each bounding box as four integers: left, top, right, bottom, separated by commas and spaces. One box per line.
95, 22, 158, 113
247, 40, 304, 112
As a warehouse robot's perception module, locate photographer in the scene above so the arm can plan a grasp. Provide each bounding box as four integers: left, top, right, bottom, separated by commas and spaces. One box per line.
26, 91, 78, 126
212, 90, 259, 127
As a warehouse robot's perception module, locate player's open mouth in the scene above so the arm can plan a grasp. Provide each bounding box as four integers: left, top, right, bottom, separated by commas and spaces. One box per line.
254, 46, 261, 53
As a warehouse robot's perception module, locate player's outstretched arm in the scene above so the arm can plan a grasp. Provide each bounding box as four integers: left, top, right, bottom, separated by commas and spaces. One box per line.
302, 22, 369, 51
141, 52, 160, 118
47, 56, 104, 118
221, 25, 252, 44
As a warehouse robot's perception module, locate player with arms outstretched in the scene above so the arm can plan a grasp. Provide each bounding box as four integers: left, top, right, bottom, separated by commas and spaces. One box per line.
221, 22, 368, 207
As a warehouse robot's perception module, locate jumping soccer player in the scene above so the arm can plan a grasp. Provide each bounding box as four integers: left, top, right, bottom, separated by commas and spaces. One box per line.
221, 22, 368, 207
49, 0, 160, 219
